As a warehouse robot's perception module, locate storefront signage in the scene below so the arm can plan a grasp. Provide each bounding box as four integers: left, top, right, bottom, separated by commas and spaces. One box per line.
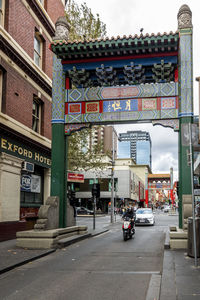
0, 136, 51, 168
67, 172, 84, 183
21, 174, 41, 193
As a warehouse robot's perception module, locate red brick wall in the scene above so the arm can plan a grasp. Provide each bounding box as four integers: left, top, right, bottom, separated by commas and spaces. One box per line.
46, 0, 66, 24
7, 0, 35, 59
6, 0, 55, 79
1, 59, 52, 140
2, 0, 66, 141
42, 32, 53, 80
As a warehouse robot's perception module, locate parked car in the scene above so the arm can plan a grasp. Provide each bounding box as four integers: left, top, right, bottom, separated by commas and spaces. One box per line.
135, 208, 155, 226
76, 207, 94, 215
163, 205, 170, 213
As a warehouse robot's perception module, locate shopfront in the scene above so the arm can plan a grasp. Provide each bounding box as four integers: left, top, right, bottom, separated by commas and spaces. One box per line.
0, 130, 51, 239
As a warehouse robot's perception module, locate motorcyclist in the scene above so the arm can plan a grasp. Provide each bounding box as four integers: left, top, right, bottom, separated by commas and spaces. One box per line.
123, 207, 135, 229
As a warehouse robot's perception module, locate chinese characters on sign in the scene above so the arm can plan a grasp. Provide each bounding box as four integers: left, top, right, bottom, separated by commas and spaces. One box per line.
104, 99, 138, 112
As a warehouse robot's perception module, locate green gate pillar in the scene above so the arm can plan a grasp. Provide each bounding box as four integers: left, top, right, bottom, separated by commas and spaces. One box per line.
51, 55, 66, 228
51, 17, 70, 228
177, 5, 193, 229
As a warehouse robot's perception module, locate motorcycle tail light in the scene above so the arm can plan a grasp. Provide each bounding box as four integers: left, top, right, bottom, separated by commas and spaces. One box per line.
128, 224, 131, 229
122, 224, 124, 229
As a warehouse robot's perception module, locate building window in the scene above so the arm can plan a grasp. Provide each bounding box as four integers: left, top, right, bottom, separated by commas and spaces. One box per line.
34, 31, 43, 68
32, 97, 42, 134
20, 165, 44, 208
0, 0, 5, 27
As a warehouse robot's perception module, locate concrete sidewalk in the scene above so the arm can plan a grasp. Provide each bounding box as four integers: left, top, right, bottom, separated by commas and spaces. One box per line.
0, 227, 109, 275
160, 249, 200, 300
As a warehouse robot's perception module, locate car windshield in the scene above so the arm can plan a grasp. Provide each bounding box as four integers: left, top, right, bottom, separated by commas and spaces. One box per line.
137, 209, 152, 214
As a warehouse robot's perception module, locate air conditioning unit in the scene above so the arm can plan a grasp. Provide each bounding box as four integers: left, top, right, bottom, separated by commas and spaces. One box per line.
22, 161, 34, 173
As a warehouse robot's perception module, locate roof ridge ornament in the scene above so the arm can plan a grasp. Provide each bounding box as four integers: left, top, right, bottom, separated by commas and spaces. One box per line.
53, 16, 70, 41
177, 4, 192, 29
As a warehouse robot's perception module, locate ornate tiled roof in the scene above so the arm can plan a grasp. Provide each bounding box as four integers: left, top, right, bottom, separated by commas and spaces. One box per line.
50, 31, 179, 60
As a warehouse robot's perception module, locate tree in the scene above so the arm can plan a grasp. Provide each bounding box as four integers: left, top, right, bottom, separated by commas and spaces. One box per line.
68, 126, 110, 172
65, 0, 107, 41
65, 1, 109, 173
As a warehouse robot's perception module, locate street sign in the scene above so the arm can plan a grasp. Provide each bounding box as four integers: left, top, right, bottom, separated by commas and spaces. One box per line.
67, 172, 84, 183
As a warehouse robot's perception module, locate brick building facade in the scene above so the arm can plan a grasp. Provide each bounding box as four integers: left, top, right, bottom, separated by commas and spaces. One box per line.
0, 0, 66, 241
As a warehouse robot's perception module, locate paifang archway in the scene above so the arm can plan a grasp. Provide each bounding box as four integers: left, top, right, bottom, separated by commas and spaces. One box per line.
50, 5, 193, 229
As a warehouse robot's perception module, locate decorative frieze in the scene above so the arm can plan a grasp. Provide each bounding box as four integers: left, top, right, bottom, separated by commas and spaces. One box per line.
65, 96, 178, 125
67, 82, 178, 102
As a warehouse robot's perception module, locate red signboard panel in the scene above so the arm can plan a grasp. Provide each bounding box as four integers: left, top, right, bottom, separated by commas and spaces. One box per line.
67, 172, 84, 183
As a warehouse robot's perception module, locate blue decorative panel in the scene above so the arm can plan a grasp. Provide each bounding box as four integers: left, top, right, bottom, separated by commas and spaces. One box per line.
179, 32, 193, 117
52, 56, 65, 123
66, 114, 82, 123
161, 109, 178, 119
84, 114, 103, 122
103, 99, 138, 112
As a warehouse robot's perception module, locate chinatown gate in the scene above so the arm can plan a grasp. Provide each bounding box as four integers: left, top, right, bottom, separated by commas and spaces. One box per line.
50, 5, 193, 229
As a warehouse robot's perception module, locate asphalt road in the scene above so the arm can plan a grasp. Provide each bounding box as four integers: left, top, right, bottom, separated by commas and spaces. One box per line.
0, 212, 178, 300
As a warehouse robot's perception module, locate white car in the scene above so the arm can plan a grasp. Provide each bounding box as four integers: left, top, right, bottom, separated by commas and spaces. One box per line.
135, 208, 155, 226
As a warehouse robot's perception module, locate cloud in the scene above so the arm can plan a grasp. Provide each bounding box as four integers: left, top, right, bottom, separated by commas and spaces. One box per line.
115, 123, 178, 180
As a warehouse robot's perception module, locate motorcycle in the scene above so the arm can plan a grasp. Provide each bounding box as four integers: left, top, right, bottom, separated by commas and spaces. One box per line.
122, 216, 135, 241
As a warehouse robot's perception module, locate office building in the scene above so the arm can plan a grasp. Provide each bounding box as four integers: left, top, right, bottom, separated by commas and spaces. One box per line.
117, 141, 131, 158
118, 130, 152, 169
91, 125, 118, 158
136, 140, 151, 167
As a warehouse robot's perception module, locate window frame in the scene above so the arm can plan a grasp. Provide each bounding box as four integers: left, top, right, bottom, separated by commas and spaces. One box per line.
32, 96, 42, 134
34, 31, 43, 68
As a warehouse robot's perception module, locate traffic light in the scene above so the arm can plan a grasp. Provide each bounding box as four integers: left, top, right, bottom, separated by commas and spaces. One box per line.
92, 183, 100, 198
68, 190, 76, 206
176, 181, 179, 197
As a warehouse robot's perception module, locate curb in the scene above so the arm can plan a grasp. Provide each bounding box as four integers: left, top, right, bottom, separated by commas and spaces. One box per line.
164, 231, 170, 249
0, 249, 56, 275
89, 229, 109, 237
58, 233, 92, 248
0, 229, 109, 275
146, 274, 161, 300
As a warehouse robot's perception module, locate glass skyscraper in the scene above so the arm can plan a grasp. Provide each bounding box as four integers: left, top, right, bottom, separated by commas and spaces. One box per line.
117, 141, 131, 158
136, 141, 151, 167
118, 131, 152, 169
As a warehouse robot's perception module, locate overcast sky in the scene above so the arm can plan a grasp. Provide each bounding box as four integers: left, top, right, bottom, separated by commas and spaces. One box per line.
74, 0, 200, 181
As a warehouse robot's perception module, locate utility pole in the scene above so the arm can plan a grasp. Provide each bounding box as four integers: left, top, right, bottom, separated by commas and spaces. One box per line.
110, 128, 115, 224
189, 122, 197, 267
